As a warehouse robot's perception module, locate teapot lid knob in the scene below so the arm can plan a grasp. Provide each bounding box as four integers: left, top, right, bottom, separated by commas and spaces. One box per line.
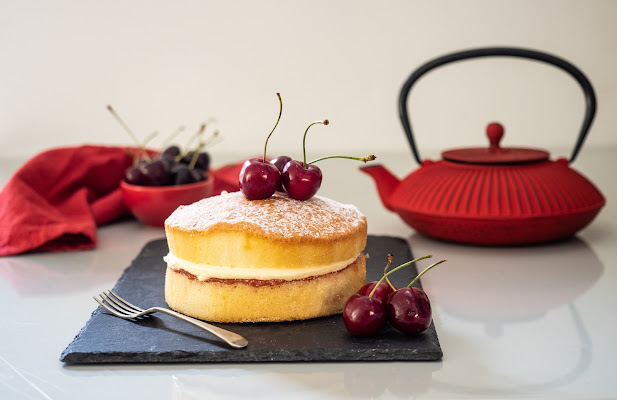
486, 122, 504, 151
441, 121, 549, 164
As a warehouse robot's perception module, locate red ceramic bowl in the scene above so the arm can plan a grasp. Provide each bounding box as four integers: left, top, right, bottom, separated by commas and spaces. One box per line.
120, 174, 214, 227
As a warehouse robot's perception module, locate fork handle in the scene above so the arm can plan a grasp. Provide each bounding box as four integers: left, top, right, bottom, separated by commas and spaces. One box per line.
152, 307, 248, 349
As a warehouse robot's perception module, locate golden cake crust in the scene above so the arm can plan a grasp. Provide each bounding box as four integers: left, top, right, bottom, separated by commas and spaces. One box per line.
165, 192, 367, 269
165, 191, 366, 242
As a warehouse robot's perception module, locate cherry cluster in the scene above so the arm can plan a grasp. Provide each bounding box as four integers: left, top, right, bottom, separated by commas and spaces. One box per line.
343, 255, 446, 337
239, 93, 375, 201
125, 145, 210, 186
107, 105, 215, 187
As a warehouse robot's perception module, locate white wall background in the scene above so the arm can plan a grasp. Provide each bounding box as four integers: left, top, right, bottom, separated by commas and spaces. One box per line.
1, 0, 615, 164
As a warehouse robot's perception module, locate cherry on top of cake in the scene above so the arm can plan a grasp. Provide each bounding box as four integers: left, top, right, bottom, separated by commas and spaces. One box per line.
165, 191, 366, 238
238, 93, 375, 202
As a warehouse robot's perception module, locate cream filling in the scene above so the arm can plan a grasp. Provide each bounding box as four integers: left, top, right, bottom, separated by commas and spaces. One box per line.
164, 252, 358, 281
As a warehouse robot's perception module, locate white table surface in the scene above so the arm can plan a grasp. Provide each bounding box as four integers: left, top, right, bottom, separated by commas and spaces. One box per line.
1, 147, 616, 400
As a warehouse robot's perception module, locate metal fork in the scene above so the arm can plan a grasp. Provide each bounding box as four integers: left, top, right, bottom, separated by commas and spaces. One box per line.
94, 290, 248, 349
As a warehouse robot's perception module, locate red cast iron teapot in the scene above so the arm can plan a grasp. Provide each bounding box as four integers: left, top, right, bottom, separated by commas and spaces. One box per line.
362, 47, 605, 245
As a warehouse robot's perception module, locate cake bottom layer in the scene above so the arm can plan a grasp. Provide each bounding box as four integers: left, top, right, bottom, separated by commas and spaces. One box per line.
164, 254, 367, 323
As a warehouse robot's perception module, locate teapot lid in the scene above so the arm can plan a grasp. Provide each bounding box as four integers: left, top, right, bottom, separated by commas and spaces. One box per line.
442, 122, 549, 164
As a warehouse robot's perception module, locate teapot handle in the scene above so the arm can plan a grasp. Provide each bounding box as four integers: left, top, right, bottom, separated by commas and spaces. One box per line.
399, 47, 597, 164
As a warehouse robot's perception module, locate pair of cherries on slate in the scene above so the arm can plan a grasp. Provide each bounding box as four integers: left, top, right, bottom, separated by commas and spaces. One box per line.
239, 93, 375, 201
343, 255, 446, 337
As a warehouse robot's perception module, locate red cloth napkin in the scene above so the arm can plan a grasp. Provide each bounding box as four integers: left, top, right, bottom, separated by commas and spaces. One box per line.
0, 146, 243, 256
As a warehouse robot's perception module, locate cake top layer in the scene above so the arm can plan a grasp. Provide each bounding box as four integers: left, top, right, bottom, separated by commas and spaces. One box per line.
165, 191, 366, 238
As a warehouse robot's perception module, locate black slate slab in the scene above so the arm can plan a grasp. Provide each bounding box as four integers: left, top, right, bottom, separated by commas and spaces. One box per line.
60, 235, 442, 364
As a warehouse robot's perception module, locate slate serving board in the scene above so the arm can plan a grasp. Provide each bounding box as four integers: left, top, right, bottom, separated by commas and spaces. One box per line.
60, 235, 442, 364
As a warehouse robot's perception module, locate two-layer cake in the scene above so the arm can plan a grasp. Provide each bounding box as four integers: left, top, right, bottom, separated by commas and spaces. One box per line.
164, 191, 367, 322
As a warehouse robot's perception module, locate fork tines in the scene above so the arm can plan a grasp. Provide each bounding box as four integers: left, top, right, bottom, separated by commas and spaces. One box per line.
93, 290, 143, 319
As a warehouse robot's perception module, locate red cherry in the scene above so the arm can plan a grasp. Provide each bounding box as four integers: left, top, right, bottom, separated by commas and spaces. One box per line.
281, 160, 322, 200
343, 294, 386, 336
239, 158, 280, 200
386, 287, 432, 334
270, 155, 292, 192
238, 93, 283, 200
140, 159, 170, 186
125, 164, 144, 185
279, 119, 328, 200
358, 281, 395, 303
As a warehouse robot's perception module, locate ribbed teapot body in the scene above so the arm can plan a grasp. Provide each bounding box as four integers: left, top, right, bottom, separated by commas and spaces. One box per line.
389, 159, 605, 245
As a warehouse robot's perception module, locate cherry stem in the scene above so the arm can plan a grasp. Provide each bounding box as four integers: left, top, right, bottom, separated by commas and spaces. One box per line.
383, 254, 396, 291
189, 140, 206, 169
142, 131, 158, 146
182, 117, 216, 151
302, 119, 329, 168
107, 105, 152, 163
176, 124, 206, 163
159, 125, 185, 149
264, 93, 283, 162
107, 105, 140, 146
368, 255, 432, 298
184, 123, 206, 152
309, 154, 376, 164
136, 131, 158, 164
204, 130, 220, 147
204, 132, 222, 149
407, 259, 447, 288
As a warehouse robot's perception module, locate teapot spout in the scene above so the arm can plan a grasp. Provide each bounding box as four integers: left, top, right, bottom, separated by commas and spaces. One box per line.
360, 165, 400, 212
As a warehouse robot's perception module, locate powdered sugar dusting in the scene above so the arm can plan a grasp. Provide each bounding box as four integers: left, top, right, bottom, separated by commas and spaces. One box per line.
166, 191, 365, 237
